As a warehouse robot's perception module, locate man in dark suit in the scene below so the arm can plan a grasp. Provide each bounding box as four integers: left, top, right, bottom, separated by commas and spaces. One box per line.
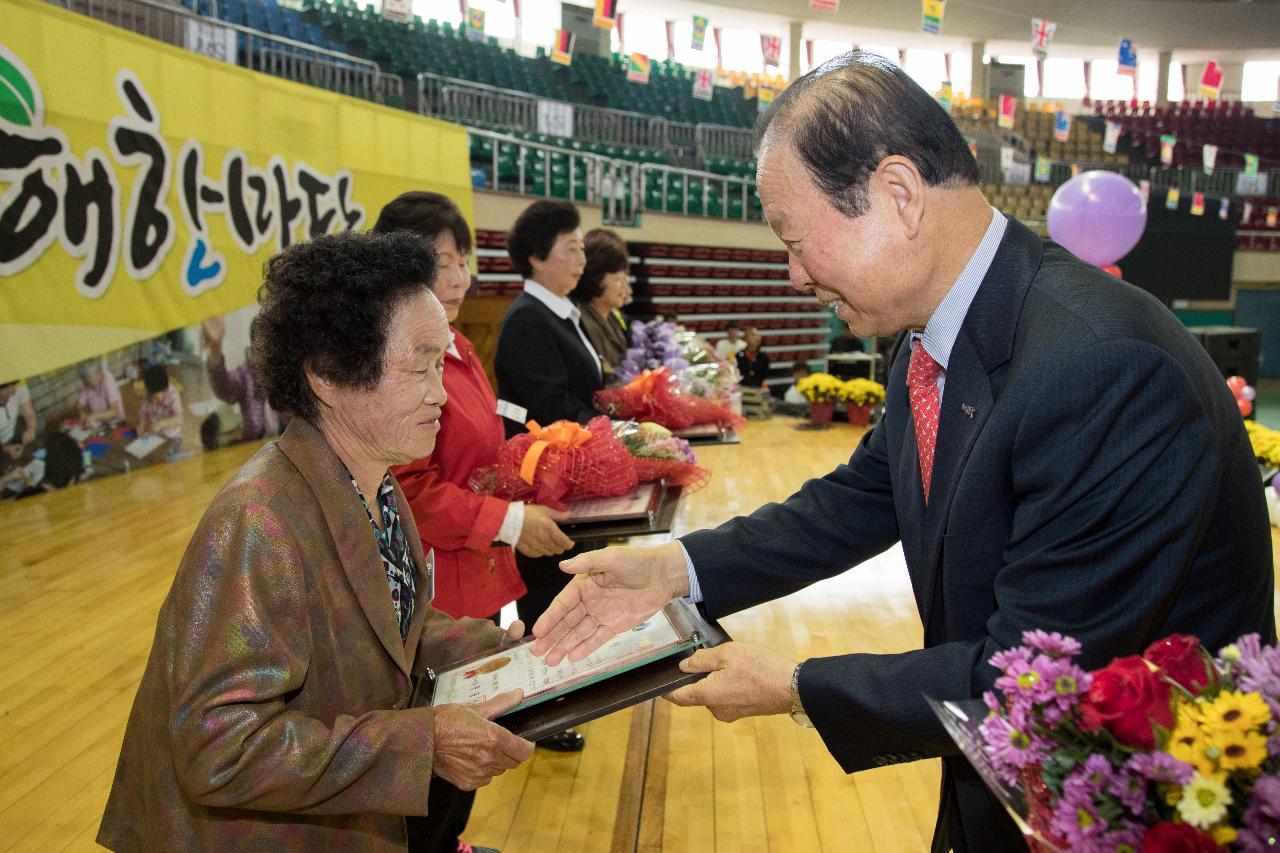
495, 199, 604, 752
529, 53, 1275, 850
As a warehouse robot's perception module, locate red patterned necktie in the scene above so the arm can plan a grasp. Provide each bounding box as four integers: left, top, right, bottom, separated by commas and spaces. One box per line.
907, 341, 943, 503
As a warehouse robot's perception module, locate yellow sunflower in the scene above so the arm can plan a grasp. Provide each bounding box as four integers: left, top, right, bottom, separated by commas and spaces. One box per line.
1166, 711, 1216, 777
1206, 727, 1269, 772
1199, 690, 1272, 734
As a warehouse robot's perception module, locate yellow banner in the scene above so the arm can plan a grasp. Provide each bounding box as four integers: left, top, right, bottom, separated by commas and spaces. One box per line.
0, 0, 472, 383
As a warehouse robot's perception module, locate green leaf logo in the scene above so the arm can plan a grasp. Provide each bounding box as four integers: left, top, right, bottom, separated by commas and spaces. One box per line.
0, 44, 42, 128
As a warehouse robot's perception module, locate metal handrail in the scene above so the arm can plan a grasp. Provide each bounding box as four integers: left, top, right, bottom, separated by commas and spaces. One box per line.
639, 162, 757, 222
49, 0, 402, 103
467, 127, 643, 226
693, 123, 755, 163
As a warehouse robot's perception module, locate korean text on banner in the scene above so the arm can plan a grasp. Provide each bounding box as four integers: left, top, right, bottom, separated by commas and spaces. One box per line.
0, 0, 472, 384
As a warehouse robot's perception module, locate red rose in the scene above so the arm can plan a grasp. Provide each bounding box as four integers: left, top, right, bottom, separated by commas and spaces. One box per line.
1078, 656, 1174, 749
1144, 634, 1211, 692
1142, 822, 1222, 852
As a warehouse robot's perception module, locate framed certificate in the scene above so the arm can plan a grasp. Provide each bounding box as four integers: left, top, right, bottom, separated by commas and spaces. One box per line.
672, 423, 740, 445
561, 482, 682, 541
417, 600, 730, 740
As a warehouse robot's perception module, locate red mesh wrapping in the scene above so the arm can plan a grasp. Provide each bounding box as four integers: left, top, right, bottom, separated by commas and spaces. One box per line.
632, 458, 710, 493
468, 416, 638, 510
595, 368, 747, 432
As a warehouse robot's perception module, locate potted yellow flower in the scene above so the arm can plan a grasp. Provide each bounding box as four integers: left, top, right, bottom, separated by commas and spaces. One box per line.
795, 372, 843, 424
840, 378, 886, 426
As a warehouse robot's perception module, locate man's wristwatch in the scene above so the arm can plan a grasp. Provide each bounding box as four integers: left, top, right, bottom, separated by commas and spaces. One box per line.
790, 662, 814, 728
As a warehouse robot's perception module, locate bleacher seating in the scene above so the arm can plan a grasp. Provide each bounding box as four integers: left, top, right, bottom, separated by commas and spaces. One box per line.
1096, 99, 1280, 170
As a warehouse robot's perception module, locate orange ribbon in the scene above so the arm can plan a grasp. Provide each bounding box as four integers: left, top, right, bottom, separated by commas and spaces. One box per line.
626, 367, 669, 395
519, 419, 593, 485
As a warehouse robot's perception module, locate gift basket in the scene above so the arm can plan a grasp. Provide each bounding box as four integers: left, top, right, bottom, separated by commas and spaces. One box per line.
595, 367, 746, 432
468, 417, 639, 509
612, 421, 710, 492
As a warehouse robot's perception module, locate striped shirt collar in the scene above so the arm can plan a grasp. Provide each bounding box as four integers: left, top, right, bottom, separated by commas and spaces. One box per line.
913, 207, 1007, 369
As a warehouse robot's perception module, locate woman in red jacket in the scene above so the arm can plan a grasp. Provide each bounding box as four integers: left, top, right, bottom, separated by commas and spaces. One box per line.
374, 191, 573, 853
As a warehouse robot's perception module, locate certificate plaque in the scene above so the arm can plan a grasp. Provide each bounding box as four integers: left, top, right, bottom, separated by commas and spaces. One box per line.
418, 600, 730, 740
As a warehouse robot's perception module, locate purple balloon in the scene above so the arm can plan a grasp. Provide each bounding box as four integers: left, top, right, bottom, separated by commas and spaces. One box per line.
1047, 171, 1148, 267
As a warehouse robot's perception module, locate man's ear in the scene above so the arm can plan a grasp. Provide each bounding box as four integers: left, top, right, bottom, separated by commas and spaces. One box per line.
876, 156, 926, 240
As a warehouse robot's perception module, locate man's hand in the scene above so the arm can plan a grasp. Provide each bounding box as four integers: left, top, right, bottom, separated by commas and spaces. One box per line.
201, 317, 226, 355
666, 642, 796, 723
431, 690, 534, 791
530, 542, 690, 665
516, 504, 574, 558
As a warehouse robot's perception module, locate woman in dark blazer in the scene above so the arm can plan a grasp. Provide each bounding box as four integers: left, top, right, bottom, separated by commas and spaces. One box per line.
571, 229, 631, 383
493, 200, 604, 752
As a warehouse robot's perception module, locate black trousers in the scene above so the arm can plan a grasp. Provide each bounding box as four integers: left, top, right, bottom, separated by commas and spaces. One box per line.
406, 612, 502, 853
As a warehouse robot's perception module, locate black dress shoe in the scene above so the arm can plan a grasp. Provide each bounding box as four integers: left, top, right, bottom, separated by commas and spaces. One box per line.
536, 729, 585, 752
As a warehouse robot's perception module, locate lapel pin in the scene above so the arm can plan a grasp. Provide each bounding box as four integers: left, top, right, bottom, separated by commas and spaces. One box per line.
961, 404, 976, 419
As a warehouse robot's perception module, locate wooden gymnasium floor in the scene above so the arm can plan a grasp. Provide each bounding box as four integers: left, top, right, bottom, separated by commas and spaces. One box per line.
2, 417, 1277, 852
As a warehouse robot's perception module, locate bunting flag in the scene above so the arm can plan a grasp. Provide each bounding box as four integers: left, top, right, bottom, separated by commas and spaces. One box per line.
1053, 110, 1071, 142
1071, 163, 1081, 178
593, 0, 617, 30
626, 52, 650, 83
1034, 155, 1051, 183
551, 29, 575, 66
1000, 146, 1014, 171
465, 6, 485, 41
921, 0, 945, 34
691, 15, 708, 50
1190, 192, 1205, 216
1031, 18, 1056, 61
1219, 197, 1230, 221
758, 85, 777, 113
1117, 39, 1137, 77
1103, 121, 1121, 154
1198, 60, 1222, 100
998, 94, 1016, 129
380, 0, 412, 24
1202, 143, 1218, 176
1160, 134, 1176, 167
1139, 179, 1151, 208
1165, 187, 1180, 211
1243, 201, 1253, 224
810, 0, 839, 10
937, 80, 953, 113
692, 68, 714, 101
1269, 207, 1279, 229
1244, 153, 1260, 176
761, 34, 782, 68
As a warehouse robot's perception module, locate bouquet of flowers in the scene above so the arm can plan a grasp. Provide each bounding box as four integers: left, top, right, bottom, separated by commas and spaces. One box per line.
468, 416, 638, 509
612, 421, 710, 491
616, 321, 690, 383
955, 629, 1280, 851
795, 372, 844, 404
595, 366, 746, 432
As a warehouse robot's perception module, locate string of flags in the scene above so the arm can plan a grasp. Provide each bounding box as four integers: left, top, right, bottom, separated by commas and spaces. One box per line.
921, 0, 945, 35
465, 6, 485, 42
550, 29, 574, 66
691, 15, 708, 51
758, 85, 777, 114
593, 0, 617, 30
810, 0, 839, 10
1030, 18, 1055, 62
626, 52, 650, 84
1199, 61, 1223, 100
1117, 39, 1137, 77
1053, 110, 1071, 143
998, 94, 1016, 130
761, 35, 782, 69
692, 68, 713, 101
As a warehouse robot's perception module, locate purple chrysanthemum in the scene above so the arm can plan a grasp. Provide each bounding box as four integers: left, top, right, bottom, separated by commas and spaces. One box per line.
978, 713, 1049, 786
1021, 630, 1083, 658
1124, 751, 1194, 786
1238, 774, 1280, 851
1236, 633, 1280, 717
1105, 767, 1148, 817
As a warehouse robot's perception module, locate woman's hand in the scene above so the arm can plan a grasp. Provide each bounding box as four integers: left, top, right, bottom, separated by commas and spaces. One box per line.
431, 690, 534, 790
516, 504, 574, 558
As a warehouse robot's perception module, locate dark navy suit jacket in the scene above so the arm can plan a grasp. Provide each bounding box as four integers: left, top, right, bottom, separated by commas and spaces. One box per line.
495, 291, 603, 439
682, 218, 1275, 852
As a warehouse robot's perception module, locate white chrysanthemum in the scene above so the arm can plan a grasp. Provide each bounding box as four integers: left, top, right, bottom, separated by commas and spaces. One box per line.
1176, 772, 1232, 828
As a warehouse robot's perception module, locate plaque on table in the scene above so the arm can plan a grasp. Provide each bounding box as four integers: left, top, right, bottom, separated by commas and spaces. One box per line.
418, 599, 730, 740
561, 481, 681, 540
671, 423, 740, 445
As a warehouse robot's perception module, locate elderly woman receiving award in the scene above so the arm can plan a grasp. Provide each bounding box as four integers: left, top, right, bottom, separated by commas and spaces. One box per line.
96, 231, 535, 852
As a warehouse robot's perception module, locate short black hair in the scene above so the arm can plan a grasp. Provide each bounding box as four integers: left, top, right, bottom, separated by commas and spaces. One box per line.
756, 51, 979, 217
571, 230, 629, 303
250, 231, 438, 423
143, 364, 169, 394
506, 199, 580, 279
372, 190, 473, 254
